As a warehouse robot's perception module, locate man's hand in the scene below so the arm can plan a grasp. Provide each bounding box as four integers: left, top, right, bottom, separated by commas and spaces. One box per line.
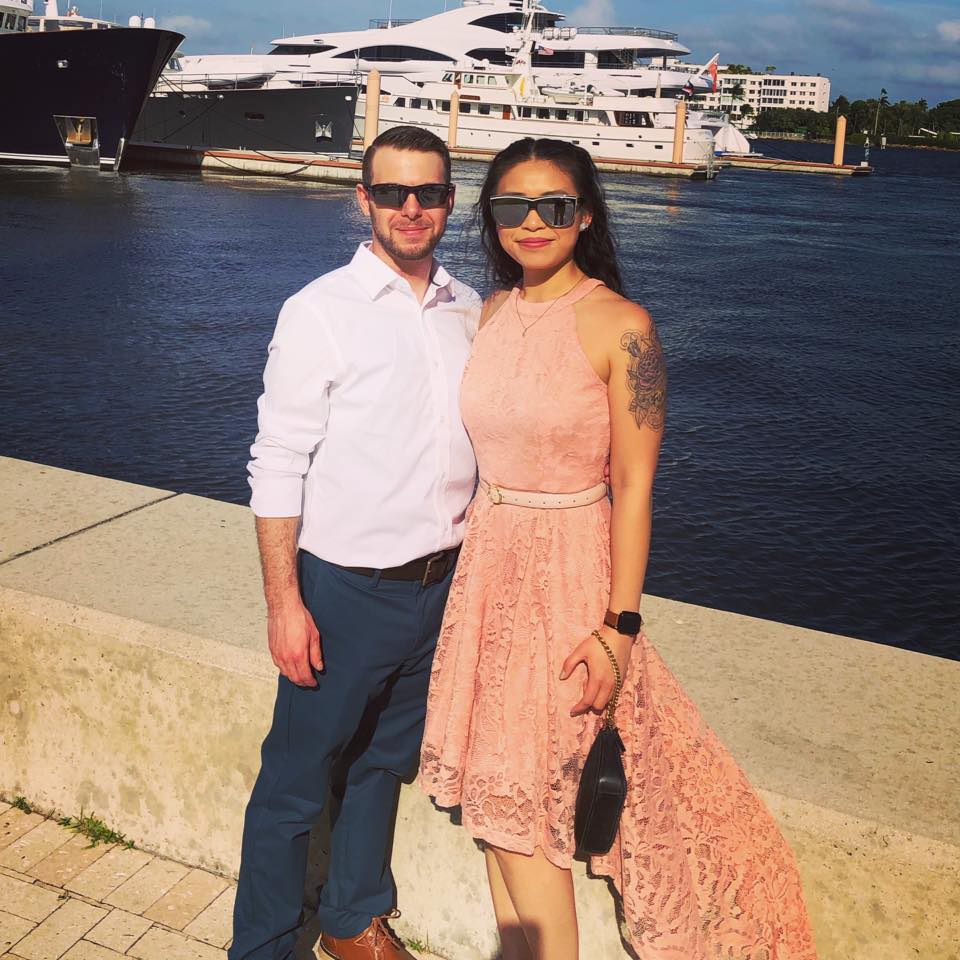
268, 598, 323, 687
254, 516, 323, 687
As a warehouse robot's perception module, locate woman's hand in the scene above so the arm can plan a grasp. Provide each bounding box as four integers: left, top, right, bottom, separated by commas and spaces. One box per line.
560, 624, 633, 716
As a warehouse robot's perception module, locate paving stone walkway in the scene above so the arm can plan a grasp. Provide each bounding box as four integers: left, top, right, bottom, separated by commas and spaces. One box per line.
0, 801, 443, 960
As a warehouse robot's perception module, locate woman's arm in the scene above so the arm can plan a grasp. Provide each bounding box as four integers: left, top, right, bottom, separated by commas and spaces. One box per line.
563, 300, 666, 714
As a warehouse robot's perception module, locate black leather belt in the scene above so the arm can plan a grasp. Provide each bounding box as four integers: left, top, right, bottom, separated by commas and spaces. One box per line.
341, 545, 460, 587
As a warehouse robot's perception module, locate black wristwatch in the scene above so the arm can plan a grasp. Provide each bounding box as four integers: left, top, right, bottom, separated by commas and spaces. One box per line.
604, 609, 643, 636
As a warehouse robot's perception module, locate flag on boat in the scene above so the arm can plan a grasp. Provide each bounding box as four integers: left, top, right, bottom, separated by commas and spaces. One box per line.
536, 43, 555, 55
682, 78, 696, 95
707, 58, 719, 92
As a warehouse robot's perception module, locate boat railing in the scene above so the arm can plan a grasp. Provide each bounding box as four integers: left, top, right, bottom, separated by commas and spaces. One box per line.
153, 72, 362, 94
368, 17, 419, 28
573, 26, 678, 41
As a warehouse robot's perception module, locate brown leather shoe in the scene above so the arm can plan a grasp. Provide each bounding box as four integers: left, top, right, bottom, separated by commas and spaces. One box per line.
315, 910, 416, 960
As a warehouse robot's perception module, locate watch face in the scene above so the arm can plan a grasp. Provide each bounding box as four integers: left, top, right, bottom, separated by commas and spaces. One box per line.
618, 611, 642, 635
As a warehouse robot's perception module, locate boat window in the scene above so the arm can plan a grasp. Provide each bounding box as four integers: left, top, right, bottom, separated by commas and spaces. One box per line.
269, 44, 336, 55
537, 108, 550, 119
439, 100, 450, 112
520, 107, 532, 118
4, 14, 14, 28
465, 48, 510, 66
575, 110, 584, 122
333, 45, 454, 62
468, 13, 522, 32
424, 100, 433, 109
533, 50, 585, 68
395, 97, 406, 107
464, 75, 474, 84
469, 12, 554, 32
17, 15, 26, 29
556, 109, 569, 121
459, 102, 472, 113
487, 76, 498, 85
411, 98, 422, 109
442, 72, 452, 82
479, 103, 491, 115
615, 111, 653, 128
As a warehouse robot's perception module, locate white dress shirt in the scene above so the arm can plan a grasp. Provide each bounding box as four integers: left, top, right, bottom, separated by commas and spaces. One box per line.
248, 242, 481, 568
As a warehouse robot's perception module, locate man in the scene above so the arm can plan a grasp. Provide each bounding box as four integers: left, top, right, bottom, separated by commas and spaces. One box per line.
231, 126, 480, 960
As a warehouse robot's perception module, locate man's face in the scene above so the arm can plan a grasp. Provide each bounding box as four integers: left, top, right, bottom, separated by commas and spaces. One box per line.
357, 146, 455, 265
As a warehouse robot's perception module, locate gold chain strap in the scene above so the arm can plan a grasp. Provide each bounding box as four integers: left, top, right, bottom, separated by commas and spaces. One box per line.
591, 629, 622, 728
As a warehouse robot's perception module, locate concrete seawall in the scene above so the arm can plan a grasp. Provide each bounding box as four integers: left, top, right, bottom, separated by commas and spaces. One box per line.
1, 456, 957, 959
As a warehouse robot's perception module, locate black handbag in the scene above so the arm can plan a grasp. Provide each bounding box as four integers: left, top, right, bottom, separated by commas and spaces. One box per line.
574, 631, 628, 856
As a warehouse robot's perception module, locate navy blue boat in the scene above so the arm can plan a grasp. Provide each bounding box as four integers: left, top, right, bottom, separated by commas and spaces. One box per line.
0, 2, 181, 170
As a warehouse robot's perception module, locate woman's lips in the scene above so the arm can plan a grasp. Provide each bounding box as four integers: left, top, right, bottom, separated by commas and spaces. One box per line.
517, 239, 552, 248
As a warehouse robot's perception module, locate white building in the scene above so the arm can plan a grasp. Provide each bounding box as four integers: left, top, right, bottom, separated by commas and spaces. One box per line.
667, 60, 831, 118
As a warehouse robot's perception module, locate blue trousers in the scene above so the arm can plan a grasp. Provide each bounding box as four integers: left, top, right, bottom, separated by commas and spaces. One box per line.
229, 551, 453, 960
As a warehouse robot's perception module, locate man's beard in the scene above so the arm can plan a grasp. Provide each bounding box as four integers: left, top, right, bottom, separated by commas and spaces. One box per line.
372, 218, 440, 264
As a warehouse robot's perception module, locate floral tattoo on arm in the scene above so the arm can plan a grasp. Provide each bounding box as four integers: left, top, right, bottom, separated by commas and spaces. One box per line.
620, 325, 666, 431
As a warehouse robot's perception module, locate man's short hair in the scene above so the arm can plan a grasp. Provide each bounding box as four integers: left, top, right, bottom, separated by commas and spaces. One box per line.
361, 125, 452, 186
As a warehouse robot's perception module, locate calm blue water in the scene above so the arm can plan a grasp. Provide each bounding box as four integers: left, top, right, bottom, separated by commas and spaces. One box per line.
1, 143, 958, 659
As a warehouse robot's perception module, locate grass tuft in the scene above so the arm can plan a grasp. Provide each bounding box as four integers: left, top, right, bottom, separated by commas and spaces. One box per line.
58, 810, 134, 848
12, 796, 33, 814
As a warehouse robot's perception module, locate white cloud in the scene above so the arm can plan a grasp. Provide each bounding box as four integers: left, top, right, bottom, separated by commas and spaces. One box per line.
565, 0, 616, 27
937, 20, 960, 43
161, 15, 214, 37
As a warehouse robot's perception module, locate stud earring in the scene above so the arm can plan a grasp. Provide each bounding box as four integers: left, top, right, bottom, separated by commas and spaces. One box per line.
579, 222, 589, 232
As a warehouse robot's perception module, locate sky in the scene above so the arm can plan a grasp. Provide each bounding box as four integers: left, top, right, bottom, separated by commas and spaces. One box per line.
78, 0, 960, 104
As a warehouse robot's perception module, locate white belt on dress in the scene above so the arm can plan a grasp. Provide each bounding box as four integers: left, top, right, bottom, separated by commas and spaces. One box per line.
479, 478, 608, 509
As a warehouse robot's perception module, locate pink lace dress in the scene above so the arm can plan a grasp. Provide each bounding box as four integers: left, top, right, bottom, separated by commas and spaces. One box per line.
419, 279, 817, 959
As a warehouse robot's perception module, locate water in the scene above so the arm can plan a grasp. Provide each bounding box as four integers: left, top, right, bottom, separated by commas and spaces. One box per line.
2, 143, 958, 659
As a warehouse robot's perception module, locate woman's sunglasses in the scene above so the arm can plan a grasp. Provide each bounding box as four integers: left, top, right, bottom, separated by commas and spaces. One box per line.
364, 182, 453, 209
489, 194, 580, 229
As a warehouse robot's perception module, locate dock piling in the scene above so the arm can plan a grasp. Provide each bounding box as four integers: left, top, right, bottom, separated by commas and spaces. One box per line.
363, 69, 381, 153
672, 100, 687, 165
448, 88, 460, 150
833, 115, 847, 167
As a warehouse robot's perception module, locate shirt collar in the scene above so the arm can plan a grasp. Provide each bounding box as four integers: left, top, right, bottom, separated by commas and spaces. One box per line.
350, 242, 454, 301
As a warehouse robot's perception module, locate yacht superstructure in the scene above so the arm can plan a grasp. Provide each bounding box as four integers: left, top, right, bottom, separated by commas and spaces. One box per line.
0, 0, 31, 33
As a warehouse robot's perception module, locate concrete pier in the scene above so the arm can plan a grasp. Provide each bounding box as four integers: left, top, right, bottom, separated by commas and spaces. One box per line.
1, 456, 957, 959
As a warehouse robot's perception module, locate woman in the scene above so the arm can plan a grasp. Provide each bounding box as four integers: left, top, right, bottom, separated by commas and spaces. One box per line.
419, 138, 817, 960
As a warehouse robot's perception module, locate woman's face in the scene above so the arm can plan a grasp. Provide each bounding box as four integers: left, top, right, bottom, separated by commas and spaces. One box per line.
492, 159, 591, 275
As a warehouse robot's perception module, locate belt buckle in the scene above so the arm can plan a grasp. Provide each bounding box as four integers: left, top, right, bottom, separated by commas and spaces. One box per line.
421, 551, 446, 587
487, 483, 503, 505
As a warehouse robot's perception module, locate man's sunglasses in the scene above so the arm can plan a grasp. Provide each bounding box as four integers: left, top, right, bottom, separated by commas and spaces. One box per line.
489, 194, 580, 229
364, 182, 453, 209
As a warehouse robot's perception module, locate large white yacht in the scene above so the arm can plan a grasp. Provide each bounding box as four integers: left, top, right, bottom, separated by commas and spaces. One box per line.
173, 0, 716, 97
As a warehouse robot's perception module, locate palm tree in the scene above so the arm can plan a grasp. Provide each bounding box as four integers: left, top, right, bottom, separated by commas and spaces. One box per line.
873, 88, 889, 136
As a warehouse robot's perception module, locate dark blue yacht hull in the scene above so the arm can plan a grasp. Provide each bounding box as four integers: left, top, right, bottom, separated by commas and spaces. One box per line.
0, 27, 183, 169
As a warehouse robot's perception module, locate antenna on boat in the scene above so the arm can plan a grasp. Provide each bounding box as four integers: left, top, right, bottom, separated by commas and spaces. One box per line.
44, 0, 59, 17
387, 0, 393, 28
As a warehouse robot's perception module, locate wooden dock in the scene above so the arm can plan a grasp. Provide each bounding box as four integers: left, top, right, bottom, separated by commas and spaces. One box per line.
124, 143, 364, 184
448, 144, 717, 179
722, 154, 873, 176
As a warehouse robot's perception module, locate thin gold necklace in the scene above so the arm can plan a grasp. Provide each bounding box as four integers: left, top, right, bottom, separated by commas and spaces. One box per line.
517, 276, 585, 336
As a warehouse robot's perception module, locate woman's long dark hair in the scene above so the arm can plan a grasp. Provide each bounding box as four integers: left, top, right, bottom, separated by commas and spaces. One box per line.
477, 138, 625, 296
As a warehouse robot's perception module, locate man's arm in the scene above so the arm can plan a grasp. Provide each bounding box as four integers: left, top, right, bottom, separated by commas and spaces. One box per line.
248, 293, 340, 687
256, 516, 322, 687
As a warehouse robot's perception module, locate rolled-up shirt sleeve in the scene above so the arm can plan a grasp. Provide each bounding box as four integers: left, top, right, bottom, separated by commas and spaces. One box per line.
247, 293, 340, 517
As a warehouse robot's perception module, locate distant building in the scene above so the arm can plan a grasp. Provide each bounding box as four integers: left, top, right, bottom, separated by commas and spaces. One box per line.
666, 60, 831, 118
